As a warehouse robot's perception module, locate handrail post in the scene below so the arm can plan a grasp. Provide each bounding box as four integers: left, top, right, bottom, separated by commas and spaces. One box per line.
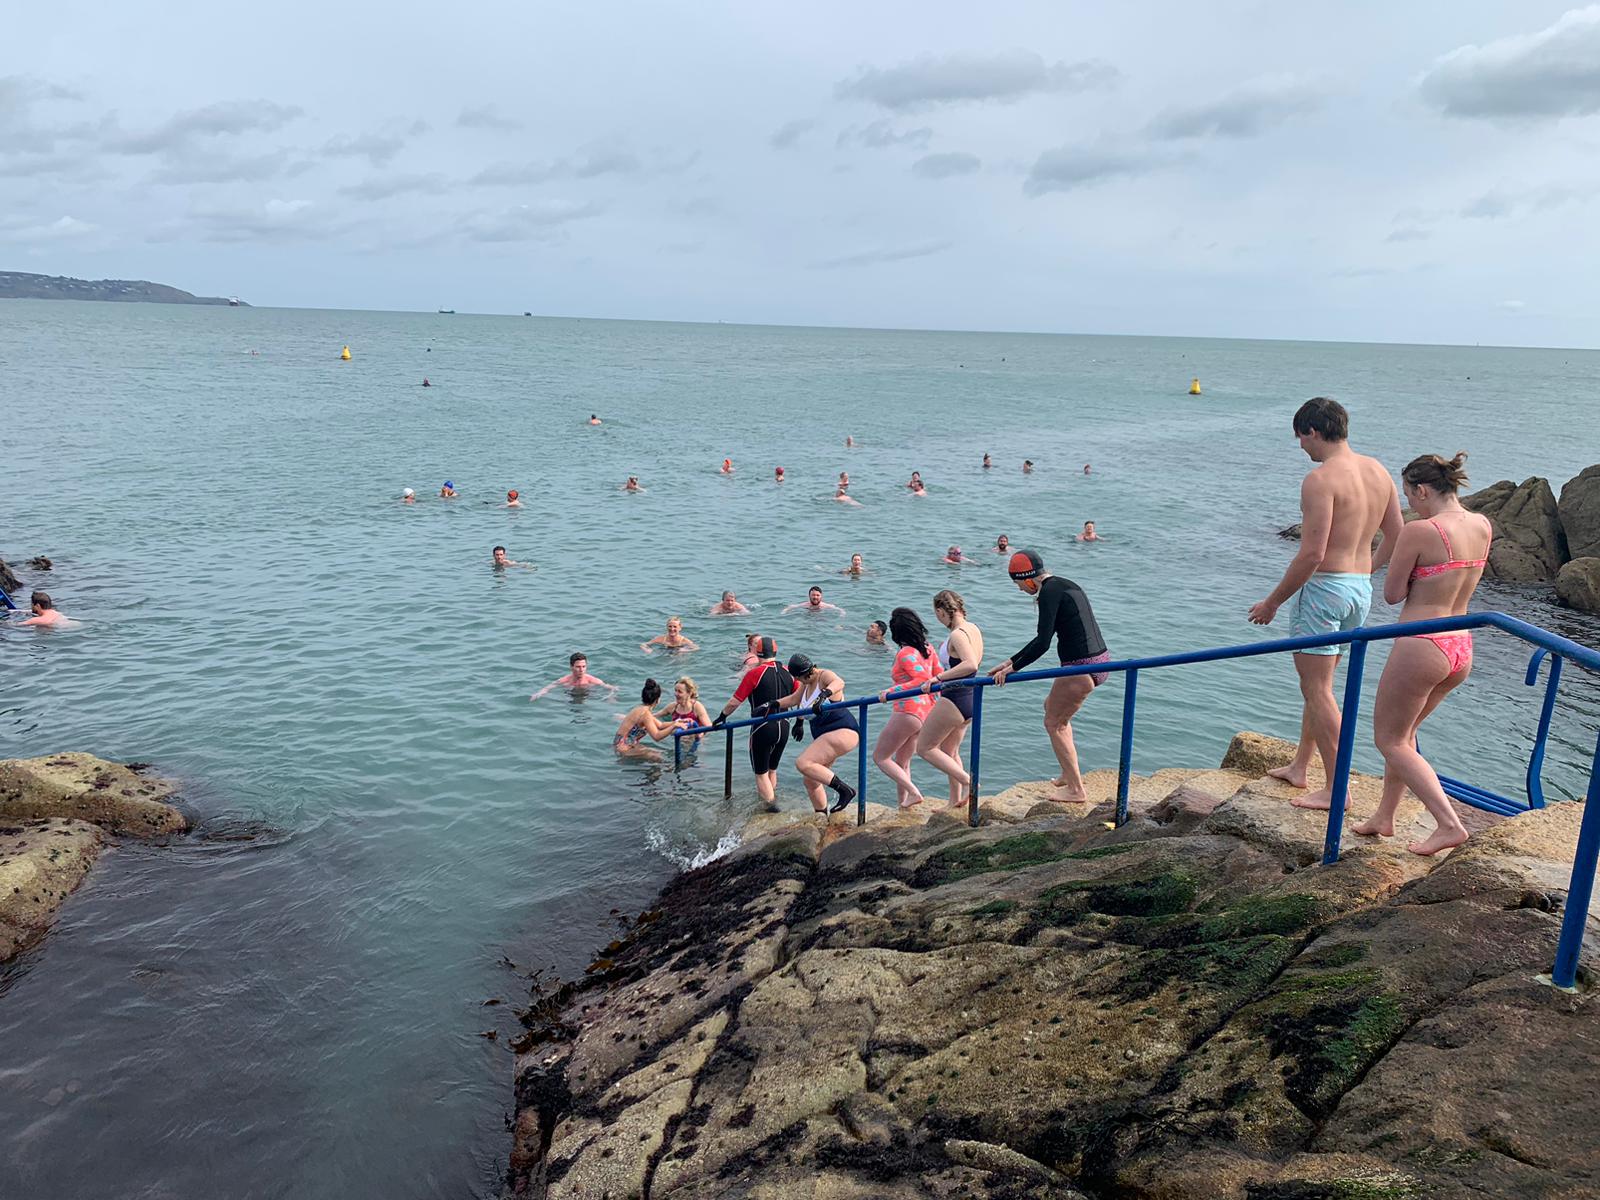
1116, 668, 1138, 827
673, 732, 682, 773
1321, 639, 1368, 866
856, 703, 869, 825
1551, 729, 1600, 989
1526, 652, 1563, 810
724, 728, 733, 800
967, 685, 983, 828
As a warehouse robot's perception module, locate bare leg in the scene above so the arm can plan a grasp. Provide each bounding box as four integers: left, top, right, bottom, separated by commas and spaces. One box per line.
797, 733, 859, 813
1354, 673, 1458, 836
1369, 639, 1469, 855
917, 699, 971, 805
1044, 676, 1095, 801
1289, 653, 1342, 810
755, 769, 779, 811
1267, 706, 1316, 787
873, 711, 925, 807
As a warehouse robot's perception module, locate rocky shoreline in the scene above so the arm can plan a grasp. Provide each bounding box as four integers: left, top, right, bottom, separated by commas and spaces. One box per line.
505, 733, 1598, 1199
0, 753, 186, 962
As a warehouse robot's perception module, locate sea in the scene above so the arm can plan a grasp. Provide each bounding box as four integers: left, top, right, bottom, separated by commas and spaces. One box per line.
2, 299, 1598, 1199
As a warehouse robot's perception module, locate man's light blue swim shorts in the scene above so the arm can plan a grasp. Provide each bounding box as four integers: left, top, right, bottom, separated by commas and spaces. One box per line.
1289, 572, 1372, 655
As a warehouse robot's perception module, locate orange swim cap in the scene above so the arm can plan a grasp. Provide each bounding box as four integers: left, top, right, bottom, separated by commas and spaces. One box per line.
1008, 550, 1043, 579
507, 489, 519, 500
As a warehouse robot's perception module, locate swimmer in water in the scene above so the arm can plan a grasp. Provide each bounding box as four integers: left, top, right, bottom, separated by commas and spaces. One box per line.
834, 481, 862, 506
774, 466, 785, 483
1083, 463, 1091, 475
784, 586, 843, 616
1076, 521, 1102, 542
614, 679, 677, 760
866, 620, 887, 646
530, 653, 616, 700
842, 554, 865, 577
641, 617, 698, 655
622, 476, 645, 493
589, 415, 602, 425
710, 590, 750, 616
1023, 460, 1034, 474
942, 546, 970, 565
422, 378, 431, 387
982, 453, 992, 469
440, 481, 457, 498
741, 633, 762, 667
906, 470, 924, 492
845, 435, 855, 447
838, 471, 850, 487
995, 534, 1009, 554
402, 488, 416, 504
721, 458, 735, 474
505, 489, 522, 508
658, 677, 713, 744
16, 590, 67, 628
492, 545, 530, 569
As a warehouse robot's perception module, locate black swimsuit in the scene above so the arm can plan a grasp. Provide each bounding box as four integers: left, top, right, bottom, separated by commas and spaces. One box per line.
943, 652, 976, 721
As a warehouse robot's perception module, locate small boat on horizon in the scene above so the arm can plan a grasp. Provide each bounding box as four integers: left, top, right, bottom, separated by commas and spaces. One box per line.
438, 308, 455, 314
228, 296, 240, 306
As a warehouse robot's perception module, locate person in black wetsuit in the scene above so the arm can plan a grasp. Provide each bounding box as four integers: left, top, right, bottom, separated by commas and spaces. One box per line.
712, 637, 796, 811
989, 550, 1110, 803
771, 653, 859, 814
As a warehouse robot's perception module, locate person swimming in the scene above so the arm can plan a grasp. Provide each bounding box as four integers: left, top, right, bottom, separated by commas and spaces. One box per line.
941, 546, 969, 564
721, 458, 735, 474
659, 677, 713, 745
865, 620, 887, 646
492, 545, 530, 569
710, 590, 750, 616
1023, 460, 1034, 474
614, 679, 677, 760
1083, 463, 1091, 475
741, 632, 762, 667
982, 453, 992, 469
623, 476, 644, 492
530, 652, 616, 700
834, 481, 861, 506
440, 481, 457, 498
641, 617, 698, 655
784, 586, 843, 616
845, 435, 855, 447
1076, 521, 1101, 542
506, 489, 522, 508
774, 466, 785, 483
589, 414, 602, 425
402, 488, 416, 504
770, 653, 859, 814
842, 554, 865, 577
422, 378, 431, 387
994, 534, 1009, 554
906, 470, 925, 493
16, 590, 67, 628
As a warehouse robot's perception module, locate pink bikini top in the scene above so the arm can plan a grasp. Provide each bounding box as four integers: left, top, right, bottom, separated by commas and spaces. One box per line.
1409, 516, 1490, 581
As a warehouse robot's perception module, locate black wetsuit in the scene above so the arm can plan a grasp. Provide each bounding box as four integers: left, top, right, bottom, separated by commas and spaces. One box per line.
1009, 575, 1106, 671
734, 661, 795, 773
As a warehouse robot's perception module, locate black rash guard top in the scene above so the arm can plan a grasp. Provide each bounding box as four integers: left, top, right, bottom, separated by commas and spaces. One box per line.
1009, 575, 1106, 670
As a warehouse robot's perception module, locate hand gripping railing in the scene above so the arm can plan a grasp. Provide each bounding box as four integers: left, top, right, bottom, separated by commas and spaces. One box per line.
675, 611, 1600, 989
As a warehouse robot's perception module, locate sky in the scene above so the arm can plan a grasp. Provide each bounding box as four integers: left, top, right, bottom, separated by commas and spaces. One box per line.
3, 1, 1600, 346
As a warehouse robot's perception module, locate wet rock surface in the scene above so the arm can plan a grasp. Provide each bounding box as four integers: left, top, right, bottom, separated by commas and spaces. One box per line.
1555, 557, 1600, 616
505, 734, 1599, 1199
0, 818, 105, 961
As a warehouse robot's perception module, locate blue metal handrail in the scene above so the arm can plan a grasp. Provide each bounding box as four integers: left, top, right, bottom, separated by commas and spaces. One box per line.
675, 610, 1600, 990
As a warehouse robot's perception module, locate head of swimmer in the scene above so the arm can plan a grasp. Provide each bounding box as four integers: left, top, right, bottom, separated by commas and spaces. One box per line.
1083, 521, 1095, 535
849, 554, 863, 572
866, 620, 887, 645
641, 678, 661, 705
1292, 397, 1349, 461
808, 586, 823, 607
674, 677, 698, 705
31, 590, 52, 615
493, 545, 509, 566
665, 617, 682, 637
995, 534, 1009, 552
569, 652, 590, 680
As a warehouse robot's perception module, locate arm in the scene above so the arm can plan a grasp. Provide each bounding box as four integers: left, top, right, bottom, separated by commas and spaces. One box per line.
680, 637, 699, 650
1371, 480, 1405, 574
1009, 587, 1060, 673
1250, 475, 1331, 623
1383, 524, 1421, 607
933, 628, 978, 684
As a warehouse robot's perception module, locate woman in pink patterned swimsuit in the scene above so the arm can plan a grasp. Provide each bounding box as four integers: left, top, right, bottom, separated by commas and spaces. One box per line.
873, 607, 938, 808
1355, 452, 1491, 856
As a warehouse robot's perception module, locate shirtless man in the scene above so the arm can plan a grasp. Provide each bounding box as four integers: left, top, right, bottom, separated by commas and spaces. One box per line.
1248, 397, 1402, 809
710, 590, 749, 616
623, 476, 644, 493
530, 653, 616, 700
505, 490, 522, 508
17, 591, 67, 627
833, 481, 861, 506
784, 586, 843, 616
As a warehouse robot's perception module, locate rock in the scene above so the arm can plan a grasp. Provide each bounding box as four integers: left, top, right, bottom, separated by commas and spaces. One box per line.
1559, 464, 1600, 560
0, 557, 19, 594
1221, 731, 1297, 776
0, 818, 105, 962
0, 753, 186, 837
1555, 556, 1600, 615
1463, 476, 1569, 582
26, 556, 52, 571
506, 734, 1600, 1199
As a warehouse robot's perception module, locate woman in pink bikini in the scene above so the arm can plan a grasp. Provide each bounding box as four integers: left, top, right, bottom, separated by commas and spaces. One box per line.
1355, 452, 1490, 856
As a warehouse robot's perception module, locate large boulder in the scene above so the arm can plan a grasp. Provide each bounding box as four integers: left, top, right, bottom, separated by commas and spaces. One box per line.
0, 557, 19, 595
0, 818, 105, 962
1555, 557, 1600, 615
1463, 477, 1569, 582
0, 753, 186, 837
1559, 464, 1600, 560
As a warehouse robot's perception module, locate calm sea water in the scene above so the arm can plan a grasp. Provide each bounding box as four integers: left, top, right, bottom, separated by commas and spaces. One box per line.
2, 300, 1598, 1198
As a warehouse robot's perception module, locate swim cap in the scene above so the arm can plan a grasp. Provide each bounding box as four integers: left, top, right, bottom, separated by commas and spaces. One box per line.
403, 487, 414, 496
757, 636, 778, 658
444, 481, 454, 489
787, 653, 814, 676
507, 489, 519, 500
1008, 550, 1043, 580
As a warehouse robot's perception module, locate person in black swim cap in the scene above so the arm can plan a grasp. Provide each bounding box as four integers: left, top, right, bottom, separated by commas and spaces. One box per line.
769, 652, 860, 814
989, 549, 1111, 803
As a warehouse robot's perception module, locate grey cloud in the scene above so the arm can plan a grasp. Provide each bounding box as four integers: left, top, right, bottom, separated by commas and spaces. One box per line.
1023, 143, 1170, 196
340, 173, 450, 201
322, 127, 422, 167
457, 106, 523, 131
1384, 226, 1429, 243
1420, 7, 1600, 119
150, 147, 307, 184
108, 99, 302, 154
0, 214, 99, 242
1462, 191, 1513, 219
0, 149, 109, 181
456, 200, 602, 242
836, 50, 1118, 110
1149, 75, 1325, 139
769, 118, 816, 149
912, 151, 980, 179
471, 148, 640, 186
0, 76, 101, 154
1461, 183, 1590, 219
836, 119, 932, 150
810, 239, 952, 269
156, 198, 342, 244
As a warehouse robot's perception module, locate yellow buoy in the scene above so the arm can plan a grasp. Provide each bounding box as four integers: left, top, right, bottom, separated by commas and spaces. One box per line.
340, 345, 351, 361
1188, 377, 1201, 395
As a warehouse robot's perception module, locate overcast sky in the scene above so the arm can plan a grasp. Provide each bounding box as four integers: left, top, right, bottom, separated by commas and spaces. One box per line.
4, 2, 1600, 346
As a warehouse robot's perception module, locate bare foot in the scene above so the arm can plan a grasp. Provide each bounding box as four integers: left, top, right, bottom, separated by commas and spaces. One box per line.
1351, 817, 1392, 837
1290, 788, 1332, 811
899, 796, 924, 810
1053, 788, 1090, 804
1408, 827, 1468, 857
1267, 764, 1308, 788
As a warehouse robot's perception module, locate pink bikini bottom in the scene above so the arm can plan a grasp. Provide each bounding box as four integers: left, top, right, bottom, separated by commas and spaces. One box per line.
1414, 632, 1473, 675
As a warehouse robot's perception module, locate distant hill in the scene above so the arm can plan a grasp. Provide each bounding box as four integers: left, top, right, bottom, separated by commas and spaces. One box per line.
0, 271, 245, 306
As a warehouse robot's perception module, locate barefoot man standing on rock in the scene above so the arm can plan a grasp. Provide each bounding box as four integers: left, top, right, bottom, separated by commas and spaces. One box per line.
1248, 397, 1402, 810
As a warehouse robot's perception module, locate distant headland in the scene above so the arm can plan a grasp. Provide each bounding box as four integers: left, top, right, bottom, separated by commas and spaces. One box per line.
0, 271, 245, 306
